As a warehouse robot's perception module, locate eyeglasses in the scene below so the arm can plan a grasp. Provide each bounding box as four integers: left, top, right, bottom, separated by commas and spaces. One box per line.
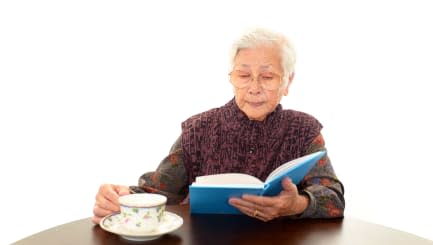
229, 70, 283, 90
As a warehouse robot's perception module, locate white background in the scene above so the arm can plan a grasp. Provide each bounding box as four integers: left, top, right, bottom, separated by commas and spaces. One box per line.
1, 1, 432, 244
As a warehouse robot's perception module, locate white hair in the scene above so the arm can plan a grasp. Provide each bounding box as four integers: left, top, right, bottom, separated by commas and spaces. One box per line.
229, 28, 296, 87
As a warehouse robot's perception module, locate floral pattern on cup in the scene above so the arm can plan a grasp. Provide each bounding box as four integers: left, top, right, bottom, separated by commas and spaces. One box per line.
120, 204, 165, 232
118, 193, 167, 233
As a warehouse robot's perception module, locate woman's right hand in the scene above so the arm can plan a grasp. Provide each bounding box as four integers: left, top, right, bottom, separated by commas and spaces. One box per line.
92, 184, 130, 225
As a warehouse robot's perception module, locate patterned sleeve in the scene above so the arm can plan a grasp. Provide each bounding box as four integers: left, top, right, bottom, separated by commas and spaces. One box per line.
297, 133, 345, 218
129, 136, 189, 205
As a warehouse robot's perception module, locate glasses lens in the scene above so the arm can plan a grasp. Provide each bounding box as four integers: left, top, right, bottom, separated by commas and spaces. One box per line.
230, 71, 250, 88
258, 73, 280, 90
230, 71, 281, 90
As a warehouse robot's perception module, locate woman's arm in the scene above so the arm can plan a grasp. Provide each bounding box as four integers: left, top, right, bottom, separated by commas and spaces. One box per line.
129, 136, 189, 204
228, 133, 345, 221
297, 133, 345, 218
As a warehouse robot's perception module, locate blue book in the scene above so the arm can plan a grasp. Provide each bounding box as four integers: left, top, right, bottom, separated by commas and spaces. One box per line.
189, 151, 326, 214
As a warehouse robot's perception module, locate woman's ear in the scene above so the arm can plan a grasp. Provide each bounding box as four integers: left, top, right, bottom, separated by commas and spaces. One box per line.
288, 72, 295, 85
283, 85, 289, 96
283, 72, 295, 96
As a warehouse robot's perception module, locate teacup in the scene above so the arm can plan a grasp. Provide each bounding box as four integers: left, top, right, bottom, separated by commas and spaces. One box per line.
118, 193, 167, 233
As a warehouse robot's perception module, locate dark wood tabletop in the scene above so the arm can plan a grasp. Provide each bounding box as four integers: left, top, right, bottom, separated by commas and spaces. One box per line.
12, 205, 433, 245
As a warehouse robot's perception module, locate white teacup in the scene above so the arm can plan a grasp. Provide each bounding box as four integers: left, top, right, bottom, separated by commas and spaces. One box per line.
118, 193, 167, 233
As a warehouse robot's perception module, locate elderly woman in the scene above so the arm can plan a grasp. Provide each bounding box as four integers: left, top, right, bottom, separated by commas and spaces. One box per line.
92, 28, 344, 224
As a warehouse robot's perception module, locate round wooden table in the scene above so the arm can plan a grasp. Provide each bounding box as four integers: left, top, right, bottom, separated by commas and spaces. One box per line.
12, 205, 433, 245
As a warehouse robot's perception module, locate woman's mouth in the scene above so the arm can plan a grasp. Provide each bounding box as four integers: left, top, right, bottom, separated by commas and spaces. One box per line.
248, 102, 265, 107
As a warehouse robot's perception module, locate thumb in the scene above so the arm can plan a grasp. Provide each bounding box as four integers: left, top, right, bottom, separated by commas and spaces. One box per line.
281, 177, 296, 195
114, 185, 131, 196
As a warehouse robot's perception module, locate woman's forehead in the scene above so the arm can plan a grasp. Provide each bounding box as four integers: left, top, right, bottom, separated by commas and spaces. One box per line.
233, 64, 278, 72
234, 46, 282, 71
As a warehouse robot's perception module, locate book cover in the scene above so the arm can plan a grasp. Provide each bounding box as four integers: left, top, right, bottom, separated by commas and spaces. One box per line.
189, 150, 326, 214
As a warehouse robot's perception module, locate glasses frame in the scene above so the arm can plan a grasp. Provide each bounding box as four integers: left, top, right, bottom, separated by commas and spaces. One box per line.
228, 70, 284, 91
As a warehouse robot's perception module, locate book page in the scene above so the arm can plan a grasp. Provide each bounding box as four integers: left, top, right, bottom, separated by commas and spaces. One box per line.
193, 173, 263, 185
265, 153, 318, 183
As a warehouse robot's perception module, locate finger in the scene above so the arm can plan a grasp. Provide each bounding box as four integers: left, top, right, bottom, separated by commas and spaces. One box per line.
241, 194, 278, 208
229, 197, 259, 212
252, 210, 270, 222
114, 185, 130, 196
281, 177, 297, 195
95, 193, 119, 212
102, 184, 122, 206
255, 210, 274, 222
229, 198, 276, 221
93, 203, 114, 217
230, 200, 257, 217
237, 205, 273, 222
92, 204, 114, 225
92, 216, 102, 225
95, 184, 121, 212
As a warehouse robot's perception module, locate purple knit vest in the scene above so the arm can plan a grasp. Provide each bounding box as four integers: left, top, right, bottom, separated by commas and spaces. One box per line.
181, 99, 322, 185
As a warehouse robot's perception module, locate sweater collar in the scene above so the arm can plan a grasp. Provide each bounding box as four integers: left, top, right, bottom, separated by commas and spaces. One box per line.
223, 98, 282, 128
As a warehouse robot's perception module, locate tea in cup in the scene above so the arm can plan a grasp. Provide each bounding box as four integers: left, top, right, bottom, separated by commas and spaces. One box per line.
118, 193, 167, 233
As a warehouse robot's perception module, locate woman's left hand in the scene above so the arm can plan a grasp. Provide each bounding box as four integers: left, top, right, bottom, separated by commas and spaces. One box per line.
228, 177, 309, 221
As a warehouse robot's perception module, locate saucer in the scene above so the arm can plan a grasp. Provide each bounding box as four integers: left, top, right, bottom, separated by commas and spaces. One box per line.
100, 211, 183, 241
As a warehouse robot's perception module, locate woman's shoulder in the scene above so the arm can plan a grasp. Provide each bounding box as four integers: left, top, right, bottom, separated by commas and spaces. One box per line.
282, 108, 318, 119
181, 106, 223, 128
277, 108, 323, 145
182, 99, 236, 126
279, 108, 323, 128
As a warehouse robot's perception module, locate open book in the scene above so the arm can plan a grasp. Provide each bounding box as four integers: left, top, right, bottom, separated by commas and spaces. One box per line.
189, 150, 326, 214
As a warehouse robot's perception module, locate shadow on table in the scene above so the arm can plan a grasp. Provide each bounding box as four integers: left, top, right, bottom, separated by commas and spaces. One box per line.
91, 209, 342, 245
92, 225, 182, 245
185, 213, 343, 245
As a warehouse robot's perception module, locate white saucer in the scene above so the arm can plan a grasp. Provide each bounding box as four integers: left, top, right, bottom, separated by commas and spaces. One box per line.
100, 211, 183, 241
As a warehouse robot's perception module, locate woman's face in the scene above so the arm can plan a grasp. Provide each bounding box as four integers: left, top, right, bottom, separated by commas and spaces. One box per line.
231, 44, 291, 121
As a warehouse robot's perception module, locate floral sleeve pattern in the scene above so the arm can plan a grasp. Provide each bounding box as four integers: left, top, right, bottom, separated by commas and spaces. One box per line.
297, 133, 345, 218
129, 136, 189, 204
